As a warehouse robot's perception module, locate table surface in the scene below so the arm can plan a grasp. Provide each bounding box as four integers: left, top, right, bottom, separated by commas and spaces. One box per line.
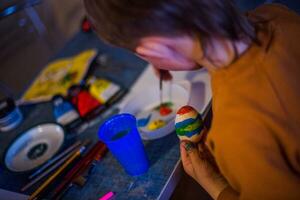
63, 66, 212, 200
0, 31, 212, 200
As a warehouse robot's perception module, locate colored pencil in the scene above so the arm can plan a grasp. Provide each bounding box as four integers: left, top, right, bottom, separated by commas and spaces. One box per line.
29, 141, 82, 179
99, 191, 114, 200
28, 146, 87, 200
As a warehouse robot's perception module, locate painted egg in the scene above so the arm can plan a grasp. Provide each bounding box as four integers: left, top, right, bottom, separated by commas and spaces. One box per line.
175, 105, 204, 143
148, 119, 166, 131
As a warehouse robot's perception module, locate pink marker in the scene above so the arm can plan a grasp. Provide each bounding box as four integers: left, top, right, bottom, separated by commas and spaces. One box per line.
99, 191, 114, 200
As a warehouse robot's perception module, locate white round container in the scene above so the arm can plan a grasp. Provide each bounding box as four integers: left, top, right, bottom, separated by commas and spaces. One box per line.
120, 81, 190, 140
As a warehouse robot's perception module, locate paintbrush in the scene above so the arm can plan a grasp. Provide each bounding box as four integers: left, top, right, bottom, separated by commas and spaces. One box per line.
159, 70, 164, 108
29, 141, 82, 180
28, 143, 89, 200
50, 142, 107, 200
21, 140, 89, 192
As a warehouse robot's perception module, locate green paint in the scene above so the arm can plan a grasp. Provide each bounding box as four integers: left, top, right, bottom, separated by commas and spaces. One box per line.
176, 121, 201, 136
111, 130, 129, 140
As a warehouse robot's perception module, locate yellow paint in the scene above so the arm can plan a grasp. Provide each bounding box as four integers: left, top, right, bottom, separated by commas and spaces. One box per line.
89, 77, 119, 103
148, 119, 166, 131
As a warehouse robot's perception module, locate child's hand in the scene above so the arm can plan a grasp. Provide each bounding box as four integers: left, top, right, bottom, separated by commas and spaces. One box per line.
180, 141, 229, 200
152, 67, 172, 81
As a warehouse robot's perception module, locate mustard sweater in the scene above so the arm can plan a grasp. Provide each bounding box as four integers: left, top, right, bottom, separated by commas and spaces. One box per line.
206, 4, 300, 200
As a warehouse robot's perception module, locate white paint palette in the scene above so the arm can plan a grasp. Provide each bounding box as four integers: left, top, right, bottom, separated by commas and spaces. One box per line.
120, 82, 190, 140
136, 102, 176, 132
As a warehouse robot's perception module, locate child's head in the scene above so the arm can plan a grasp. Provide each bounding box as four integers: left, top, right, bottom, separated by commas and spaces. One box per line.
84, 0, 255, 71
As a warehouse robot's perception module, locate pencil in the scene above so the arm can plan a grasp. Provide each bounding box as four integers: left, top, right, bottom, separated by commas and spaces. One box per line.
28, 146, 87, 200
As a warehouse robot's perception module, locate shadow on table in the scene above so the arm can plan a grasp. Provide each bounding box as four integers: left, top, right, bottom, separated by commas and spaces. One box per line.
171, 172, 213, 200
144, 133, 179, 166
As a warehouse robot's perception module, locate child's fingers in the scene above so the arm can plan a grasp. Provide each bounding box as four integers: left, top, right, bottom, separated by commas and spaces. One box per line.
183, 142, 202, 168
161, 70, 172, 80
136, 46, 163, 58
152, 67, 173, 80
180, 141, 190, 165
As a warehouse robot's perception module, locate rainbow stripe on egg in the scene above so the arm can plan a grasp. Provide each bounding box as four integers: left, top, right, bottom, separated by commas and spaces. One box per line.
175, 106, 204, 143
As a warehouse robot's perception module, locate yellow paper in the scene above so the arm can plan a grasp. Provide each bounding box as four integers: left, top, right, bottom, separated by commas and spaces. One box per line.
22, 49, 97, 103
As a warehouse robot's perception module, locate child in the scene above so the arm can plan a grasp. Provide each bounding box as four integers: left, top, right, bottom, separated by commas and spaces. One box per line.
84, 0, 300, 199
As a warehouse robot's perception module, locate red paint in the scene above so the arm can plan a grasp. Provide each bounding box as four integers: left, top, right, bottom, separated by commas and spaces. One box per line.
176, 106, 194, 115
159, 106, 172, 116
71, 91, 101, 117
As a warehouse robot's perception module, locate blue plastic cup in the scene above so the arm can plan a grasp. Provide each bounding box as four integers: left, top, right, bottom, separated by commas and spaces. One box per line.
98, 113, 149, 176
